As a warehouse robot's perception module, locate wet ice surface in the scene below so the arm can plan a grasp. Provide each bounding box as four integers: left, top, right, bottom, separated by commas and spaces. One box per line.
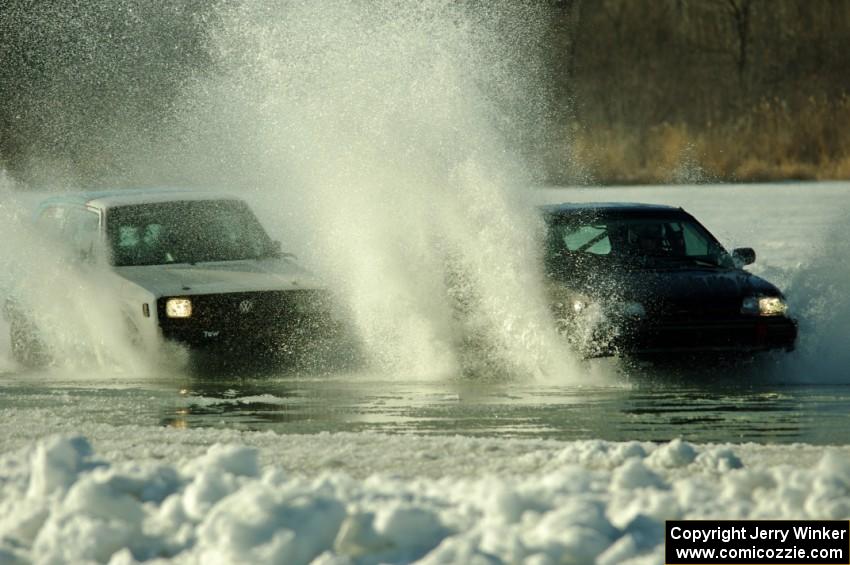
4, 372, 850, 447
2, 183, 850, 564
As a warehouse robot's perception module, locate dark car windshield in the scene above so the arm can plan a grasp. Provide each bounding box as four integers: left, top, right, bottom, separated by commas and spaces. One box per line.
545, 212, 734, 271
107, 200, 276, 266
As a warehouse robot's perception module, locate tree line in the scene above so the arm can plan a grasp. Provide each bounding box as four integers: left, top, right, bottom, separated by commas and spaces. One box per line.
2, 0, 848, 186
547, 0, 850, 182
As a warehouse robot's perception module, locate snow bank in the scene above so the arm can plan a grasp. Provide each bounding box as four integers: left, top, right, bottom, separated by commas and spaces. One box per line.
2, 435, 849, 564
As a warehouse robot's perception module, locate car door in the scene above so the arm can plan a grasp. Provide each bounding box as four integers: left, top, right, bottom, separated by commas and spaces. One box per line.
37, 204, 100, 261
64, 206, 103, 264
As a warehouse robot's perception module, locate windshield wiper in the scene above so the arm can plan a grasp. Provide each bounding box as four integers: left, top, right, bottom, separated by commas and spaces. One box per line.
687, 258, 721, 268
636, 255, 723, 269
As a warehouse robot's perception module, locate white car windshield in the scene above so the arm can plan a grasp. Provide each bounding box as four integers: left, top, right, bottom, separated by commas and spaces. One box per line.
107, 200, 276, 266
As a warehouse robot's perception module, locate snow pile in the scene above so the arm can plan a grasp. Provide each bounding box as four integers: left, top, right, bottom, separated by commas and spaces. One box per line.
1, 435, 849, 564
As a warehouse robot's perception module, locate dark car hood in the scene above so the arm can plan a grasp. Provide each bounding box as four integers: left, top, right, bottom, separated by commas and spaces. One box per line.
555, 265, 782, 313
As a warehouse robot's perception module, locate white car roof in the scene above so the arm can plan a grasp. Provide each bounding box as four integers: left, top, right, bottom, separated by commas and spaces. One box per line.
39, 188, 245, 211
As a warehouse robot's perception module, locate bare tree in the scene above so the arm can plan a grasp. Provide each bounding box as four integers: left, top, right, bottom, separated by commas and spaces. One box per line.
727, 0, 752, 80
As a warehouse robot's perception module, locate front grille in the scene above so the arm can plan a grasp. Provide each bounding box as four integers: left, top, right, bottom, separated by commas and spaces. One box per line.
157, 290, 336, 344
651, 298, 743, 322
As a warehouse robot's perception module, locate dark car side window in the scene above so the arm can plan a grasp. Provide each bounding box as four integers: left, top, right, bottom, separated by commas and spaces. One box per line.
681, 222, 710, 256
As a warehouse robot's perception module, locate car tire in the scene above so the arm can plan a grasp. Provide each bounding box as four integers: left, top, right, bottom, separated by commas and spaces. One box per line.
8, 313, 49, 368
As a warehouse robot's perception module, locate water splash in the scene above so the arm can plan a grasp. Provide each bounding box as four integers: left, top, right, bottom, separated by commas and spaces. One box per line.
779, 208, 850, 383
0, 174, 157, 375
164, 0, 578, 379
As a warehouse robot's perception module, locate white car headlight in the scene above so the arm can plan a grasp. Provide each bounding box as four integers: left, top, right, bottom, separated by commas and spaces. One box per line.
166, 298, 193, 318
741, 296, 788, 317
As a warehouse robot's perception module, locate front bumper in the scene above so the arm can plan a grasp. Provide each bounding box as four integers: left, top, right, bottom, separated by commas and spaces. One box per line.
573, 316, 798, 358
621, 317, 797, 355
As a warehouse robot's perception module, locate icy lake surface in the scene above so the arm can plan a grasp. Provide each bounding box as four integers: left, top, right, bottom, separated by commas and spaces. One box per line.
2, 182, 850, 564
2, 182, 849, 445
4, 375, 850, 446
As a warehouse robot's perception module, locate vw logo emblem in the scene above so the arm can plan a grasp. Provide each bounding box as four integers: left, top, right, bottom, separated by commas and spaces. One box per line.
238, 299, 255, 314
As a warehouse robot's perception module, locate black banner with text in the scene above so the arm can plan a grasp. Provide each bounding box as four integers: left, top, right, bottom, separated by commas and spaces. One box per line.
666, 520, 850, 564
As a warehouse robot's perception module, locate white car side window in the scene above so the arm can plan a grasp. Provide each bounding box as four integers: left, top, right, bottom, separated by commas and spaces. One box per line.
38, 206, 66, 238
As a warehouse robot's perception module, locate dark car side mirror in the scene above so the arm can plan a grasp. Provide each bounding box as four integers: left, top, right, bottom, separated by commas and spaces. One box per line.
732, 247, 756, 267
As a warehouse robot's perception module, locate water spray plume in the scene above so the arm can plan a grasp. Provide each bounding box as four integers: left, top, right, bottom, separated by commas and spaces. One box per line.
780, 209, 850, 383
0, 2, 583, 380
0, 176, 156, 375
167, 0, 580, 379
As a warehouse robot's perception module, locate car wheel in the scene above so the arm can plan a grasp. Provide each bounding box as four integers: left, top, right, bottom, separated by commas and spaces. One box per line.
8, 313, 49, 368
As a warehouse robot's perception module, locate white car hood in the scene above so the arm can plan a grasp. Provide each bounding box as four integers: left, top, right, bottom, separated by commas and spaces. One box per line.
114, 258, 324, 297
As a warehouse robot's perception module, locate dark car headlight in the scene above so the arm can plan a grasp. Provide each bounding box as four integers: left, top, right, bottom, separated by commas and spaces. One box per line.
620, 301, 646, 318
570, 296, 591, 313
741, 296, 788, 317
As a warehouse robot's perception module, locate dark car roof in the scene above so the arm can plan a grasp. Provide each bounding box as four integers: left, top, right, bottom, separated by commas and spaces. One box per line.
540, 202, 687, 218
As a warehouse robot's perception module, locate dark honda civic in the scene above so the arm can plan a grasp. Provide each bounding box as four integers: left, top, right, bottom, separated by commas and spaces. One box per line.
541, 203, 798, 358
